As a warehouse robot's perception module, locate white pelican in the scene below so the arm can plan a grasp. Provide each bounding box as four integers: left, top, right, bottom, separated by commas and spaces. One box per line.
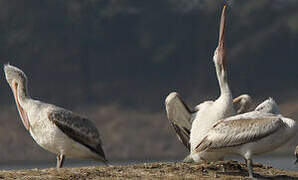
165, 6, 253, 156
4, 64, 108, 168
186, 5, 242, 162
194, 98, 296, 177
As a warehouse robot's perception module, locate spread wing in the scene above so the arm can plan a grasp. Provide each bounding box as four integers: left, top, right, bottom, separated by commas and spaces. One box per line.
48, 108, 107, 161
195, 115, 287, 152
165, 92, 195, 151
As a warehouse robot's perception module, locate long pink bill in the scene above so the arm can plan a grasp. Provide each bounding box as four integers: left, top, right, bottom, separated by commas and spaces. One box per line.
218, 5, 227, 46
12, 83, 30, 130
217, 5, 227, 71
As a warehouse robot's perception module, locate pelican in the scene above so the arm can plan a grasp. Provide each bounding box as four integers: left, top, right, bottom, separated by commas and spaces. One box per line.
194, 98, 296, 177
184, 5, 244, 162
4, 64, 108, 168
165, 4, 252, 162
232, 94, 253, 114
166, 5, 254, 161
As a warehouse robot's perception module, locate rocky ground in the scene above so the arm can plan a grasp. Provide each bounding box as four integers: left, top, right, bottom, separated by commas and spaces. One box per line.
0, 161, 298, 180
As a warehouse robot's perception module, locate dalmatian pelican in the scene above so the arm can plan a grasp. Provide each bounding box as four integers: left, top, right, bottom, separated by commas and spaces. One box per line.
4, 64, 108, 168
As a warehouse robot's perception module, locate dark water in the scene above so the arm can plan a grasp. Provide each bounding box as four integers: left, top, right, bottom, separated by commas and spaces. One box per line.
0, 155, 296, 171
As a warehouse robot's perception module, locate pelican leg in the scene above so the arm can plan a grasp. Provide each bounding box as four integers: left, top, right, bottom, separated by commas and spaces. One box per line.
246, 158, 254, 178
56, 154, 65, 169
243, 157, 247, 166
183, 154, 194, 163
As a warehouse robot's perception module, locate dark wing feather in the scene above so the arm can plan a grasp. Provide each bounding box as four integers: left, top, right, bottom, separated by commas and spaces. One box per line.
165, 92, 194, 151
48, 109, 106, 160
171, 123, 191, 150
195, 116, 287, 152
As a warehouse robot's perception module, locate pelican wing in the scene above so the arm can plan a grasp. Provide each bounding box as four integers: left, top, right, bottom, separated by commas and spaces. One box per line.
165, 92, 195, 151
195, 116, 287, 152
48, 109, 106, 160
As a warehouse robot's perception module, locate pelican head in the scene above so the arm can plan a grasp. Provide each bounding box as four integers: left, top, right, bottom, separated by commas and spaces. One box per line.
213, 5, 227, 72
4, 64, 28, 89
255, 98, 280, 115
4, 64, 30, 130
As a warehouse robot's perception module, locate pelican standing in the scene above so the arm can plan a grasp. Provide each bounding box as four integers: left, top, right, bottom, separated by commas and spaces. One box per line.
4, 64, 108, 168
195, 98, 297, 177
188, 5, 240, 162
165, 6, 253, 160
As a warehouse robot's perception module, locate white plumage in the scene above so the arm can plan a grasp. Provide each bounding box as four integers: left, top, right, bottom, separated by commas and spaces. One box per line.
189, 5, 236, 162
195, 98, 297, 177
4, 64, 107, 168
165, 5, 254, 162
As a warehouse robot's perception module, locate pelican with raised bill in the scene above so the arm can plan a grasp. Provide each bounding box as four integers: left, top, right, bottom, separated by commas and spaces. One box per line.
166, 5, 253, 162
194, 98, 297, 177
4, 64, 108, 168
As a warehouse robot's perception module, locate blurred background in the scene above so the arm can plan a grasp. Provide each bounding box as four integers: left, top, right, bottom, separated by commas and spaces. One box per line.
0, 0, 298, 169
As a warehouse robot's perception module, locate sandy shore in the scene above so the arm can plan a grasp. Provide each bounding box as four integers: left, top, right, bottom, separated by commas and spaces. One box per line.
0, 160, 297, 179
